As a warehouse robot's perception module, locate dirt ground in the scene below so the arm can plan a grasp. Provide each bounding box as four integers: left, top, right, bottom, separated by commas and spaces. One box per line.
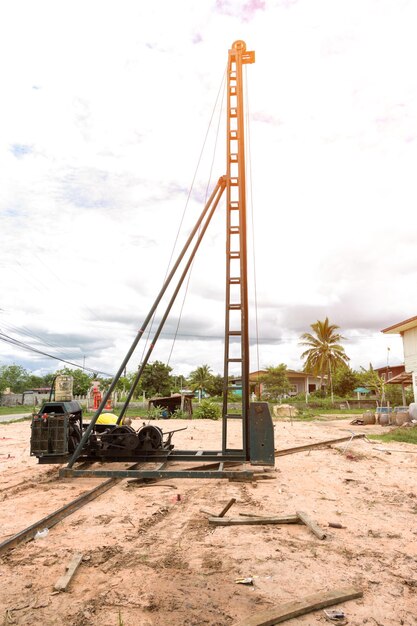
1, 416, 417, 626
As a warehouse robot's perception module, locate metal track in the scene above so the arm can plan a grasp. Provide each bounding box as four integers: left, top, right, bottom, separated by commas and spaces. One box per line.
60, 466, 255, 479
0, 466, 137, 557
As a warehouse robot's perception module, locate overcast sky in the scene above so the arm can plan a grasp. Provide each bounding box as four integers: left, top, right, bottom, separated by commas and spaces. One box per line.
1, 0, 416, 379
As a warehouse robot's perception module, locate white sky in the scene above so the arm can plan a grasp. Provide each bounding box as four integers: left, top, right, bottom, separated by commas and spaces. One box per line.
1, 0, 416, 379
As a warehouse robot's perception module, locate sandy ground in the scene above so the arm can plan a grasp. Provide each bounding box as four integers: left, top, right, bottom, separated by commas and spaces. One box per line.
1, 416, 416, 626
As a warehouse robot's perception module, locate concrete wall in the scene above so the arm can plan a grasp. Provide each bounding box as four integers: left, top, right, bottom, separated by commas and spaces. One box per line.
1, 393, 89, 407
403, 328, 417, 401
0, 392, 51, 407
404, 327, 417, 371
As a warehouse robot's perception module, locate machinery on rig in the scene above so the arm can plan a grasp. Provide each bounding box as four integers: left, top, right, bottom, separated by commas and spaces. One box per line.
31, 41, 275, 481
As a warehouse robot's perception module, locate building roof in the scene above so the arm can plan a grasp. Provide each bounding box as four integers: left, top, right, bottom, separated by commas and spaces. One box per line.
385, 371, 413, 385
382, 315, 417, 334
148, 393, 194, 403
374, 364, 405, 375
249, 369, 315, 380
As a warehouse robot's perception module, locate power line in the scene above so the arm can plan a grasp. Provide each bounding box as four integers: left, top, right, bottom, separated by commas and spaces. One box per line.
0, 331, 113, 377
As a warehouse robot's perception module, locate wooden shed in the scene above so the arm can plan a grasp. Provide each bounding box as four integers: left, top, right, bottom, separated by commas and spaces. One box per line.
148, 393, 194, 417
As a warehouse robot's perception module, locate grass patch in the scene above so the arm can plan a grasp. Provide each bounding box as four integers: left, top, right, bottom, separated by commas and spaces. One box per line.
309, 408, 364, 415
288, 411, 318, 421
0, 405, 35, 415
368, 428, 417, 445
284, 408, 362, 421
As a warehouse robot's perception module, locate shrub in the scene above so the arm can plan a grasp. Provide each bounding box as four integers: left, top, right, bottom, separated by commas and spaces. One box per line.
146, 406, 163, 420
193, 399, 221, 420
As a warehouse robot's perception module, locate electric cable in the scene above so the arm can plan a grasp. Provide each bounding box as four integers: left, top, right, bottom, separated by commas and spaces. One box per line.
244, 66, 261, 376
141, 66, 227, 369
0, 331, 112, 376
167, 68, 227, 366
0, 317, 76, 353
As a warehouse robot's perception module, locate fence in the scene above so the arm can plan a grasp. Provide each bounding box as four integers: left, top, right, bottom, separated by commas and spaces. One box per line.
0, 393, 90, 407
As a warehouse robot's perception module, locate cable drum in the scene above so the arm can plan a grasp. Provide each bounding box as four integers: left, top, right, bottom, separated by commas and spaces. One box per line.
137, 425, 163, 451
101, 426, 139, 451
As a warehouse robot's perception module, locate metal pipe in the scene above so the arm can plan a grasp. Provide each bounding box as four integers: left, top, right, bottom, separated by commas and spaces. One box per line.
117, 178, 226, 422
67, 176, 226, 468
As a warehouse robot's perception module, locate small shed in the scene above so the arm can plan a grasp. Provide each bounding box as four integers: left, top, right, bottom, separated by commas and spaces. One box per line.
384, 371, 412, 406
148, 393, 194, 417
354, 387, 370, 398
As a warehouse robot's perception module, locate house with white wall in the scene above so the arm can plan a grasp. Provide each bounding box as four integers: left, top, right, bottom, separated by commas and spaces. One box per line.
382, 315, 417, 402
249, 369, 322, 399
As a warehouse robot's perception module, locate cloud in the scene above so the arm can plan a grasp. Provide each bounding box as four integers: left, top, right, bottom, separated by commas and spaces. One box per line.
215, 0, 266, 21
0, 0, 416, 382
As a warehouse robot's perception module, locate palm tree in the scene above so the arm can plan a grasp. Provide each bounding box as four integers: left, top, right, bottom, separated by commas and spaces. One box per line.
299, 317, 349, 403
188, 364, 213, 401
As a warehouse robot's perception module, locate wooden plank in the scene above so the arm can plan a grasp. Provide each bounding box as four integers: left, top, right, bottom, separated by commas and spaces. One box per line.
297, 510, 327, 540
200, 508, 218, 517
201, 497, 237, 518
234, 586, 362, 626
275, 434, 365, 457
208, 515, 300, 526
54, 553, 84, 592
218, 498, 236, 517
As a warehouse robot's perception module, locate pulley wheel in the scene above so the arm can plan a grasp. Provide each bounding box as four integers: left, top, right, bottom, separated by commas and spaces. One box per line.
137, 425, 163, 450
101, 425, 139, 450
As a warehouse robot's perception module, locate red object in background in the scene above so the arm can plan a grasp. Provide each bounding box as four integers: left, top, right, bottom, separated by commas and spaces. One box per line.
92, 387, 102, 410
91, 385, 112, 410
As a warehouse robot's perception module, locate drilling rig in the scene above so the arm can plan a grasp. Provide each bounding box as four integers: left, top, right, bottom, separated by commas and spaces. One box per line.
30, 41, 275, 481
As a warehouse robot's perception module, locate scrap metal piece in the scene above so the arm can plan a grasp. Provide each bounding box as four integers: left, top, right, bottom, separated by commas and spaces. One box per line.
248, 402, 275, 466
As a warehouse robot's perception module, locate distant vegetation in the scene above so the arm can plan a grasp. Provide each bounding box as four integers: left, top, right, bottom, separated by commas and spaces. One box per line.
0, 315, 413, 409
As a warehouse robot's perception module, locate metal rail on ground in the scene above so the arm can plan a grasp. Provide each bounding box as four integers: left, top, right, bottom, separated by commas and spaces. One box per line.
0, 463, 140, 557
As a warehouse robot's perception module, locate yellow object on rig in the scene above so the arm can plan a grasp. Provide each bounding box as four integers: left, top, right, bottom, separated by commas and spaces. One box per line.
96, 413, 119, 424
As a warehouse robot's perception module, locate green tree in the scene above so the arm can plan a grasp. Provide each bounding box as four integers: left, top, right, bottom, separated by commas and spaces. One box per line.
26, 374, 48, 389
170, 374, 187, 394
141, 361, 172, 398
358, 364, 385, 404
100, 372, 143, 400
0, 364, 30, 394
385, 384, 404, 407
258, 364, 291, 401
188, 364, 213, 400
36, 372, 58, 388
333, 366, 360, 397
55, 368, 93, 396
299, 317, 349, 403
205, 373, 224, 397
